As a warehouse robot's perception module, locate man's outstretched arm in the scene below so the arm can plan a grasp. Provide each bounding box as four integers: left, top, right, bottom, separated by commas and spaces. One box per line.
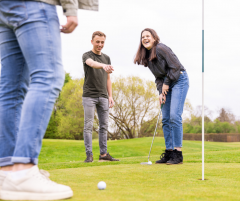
86, 58, 114, 73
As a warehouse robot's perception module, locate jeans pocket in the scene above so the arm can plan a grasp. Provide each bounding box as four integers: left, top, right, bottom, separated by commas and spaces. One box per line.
6, 3, 28, 28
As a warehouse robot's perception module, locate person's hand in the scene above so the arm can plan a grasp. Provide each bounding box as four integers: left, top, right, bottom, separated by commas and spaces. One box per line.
61, 16, 78, 33
159, 94, 166, 105
103, 65, 114, 74
109, 97, 114, 108
162, 84, 169, 96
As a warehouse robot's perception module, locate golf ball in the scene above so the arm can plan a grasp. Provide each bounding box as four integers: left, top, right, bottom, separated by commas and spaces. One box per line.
148, 161, 152, 165
98, 181, 106, 190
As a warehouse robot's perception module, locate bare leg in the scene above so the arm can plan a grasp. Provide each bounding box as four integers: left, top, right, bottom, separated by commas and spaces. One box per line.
1, 165, 13, 171
12, 164, 34, 172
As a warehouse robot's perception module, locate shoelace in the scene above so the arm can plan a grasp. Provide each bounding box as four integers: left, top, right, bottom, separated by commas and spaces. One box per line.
37, 170, 58, 186
86, 155, 92, 160
160, 152, 166, 159
39, 169, 50, 180
106, 153, 113, 159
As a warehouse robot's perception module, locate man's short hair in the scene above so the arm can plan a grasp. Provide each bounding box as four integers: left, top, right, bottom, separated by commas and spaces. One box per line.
92, 31, 106, 40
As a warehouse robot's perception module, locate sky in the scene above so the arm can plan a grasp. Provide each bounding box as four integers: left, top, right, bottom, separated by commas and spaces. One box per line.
57, 0, 240, 120
0, 0, 240, 120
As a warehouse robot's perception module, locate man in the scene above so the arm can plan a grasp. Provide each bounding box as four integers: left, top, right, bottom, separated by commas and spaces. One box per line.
0, 1, 97, 200
82, 31, 119, 163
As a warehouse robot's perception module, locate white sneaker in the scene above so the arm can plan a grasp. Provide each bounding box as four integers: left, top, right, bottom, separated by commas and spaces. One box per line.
0, 171, 7, 199
0, 168, 49, 199
1, 166, 73, 200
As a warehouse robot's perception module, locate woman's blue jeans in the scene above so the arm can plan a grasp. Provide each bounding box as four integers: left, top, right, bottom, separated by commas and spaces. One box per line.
162, 71, 189, 150
0, 1, 64, 166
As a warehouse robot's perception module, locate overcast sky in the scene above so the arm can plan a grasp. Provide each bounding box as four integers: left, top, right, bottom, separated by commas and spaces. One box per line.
57, 0, 240, 120
0, 0, 239, 120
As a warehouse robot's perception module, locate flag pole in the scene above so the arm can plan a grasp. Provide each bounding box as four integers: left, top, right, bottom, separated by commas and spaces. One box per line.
202, 0, 205, 181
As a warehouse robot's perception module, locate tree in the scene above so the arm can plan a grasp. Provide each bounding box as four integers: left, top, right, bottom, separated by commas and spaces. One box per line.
45, 72, 73, 138
64, 72, 72, 86
108, 76, 159, 139
138, 115, 163, 137
44, 75, 240, 140
217, 108, 235, 124
235, 121, 240, 133
182, 104, 239, 134
56, 79, 85, 140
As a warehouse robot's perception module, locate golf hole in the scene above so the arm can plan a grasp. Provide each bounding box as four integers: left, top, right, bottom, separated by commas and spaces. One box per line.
198, 178, 209, 180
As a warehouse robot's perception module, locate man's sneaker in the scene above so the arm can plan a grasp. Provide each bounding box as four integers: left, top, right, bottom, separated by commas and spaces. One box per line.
84, 154, 93, 163
99, 153, 119, 162
155, 150, 173, 164
0, 171, 7, 199
1, 165, 73, 200
0, 169, 49, 200
166, 149, 183, 165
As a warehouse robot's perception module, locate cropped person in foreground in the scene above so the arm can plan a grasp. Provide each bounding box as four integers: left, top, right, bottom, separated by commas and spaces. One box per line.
0, 0, 97, 200
82, 31, 119, 163
134, 28, 189, 165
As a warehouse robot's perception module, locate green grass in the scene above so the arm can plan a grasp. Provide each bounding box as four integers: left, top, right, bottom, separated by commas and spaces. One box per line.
38, 138, 240, 201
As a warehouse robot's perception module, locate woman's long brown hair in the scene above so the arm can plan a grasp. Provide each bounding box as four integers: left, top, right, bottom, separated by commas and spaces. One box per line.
134, 28, 160, 67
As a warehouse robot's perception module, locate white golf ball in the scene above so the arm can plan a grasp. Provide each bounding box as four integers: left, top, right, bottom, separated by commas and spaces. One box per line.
98, 181, 106, 190
148, 161, 152, 165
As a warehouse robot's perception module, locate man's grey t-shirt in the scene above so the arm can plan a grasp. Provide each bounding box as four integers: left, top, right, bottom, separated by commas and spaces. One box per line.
82, 51, 111, 99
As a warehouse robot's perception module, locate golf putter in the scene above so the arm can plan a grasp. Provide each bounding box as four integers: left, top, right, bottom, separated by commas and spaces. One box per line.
141, 102, 164, 165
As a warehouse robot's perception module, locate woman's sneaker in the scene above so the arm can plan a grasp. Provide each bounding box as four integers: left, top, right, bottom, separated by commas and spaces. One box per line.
1, 166, 73, 200
99, 153, 119, 161
155, 150, 173, 164
166, 149, 183, 165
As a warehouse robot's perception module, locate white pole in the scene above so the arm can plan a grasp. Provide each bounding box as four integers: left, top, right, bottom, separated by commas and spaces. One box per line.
202, 0, 205, 181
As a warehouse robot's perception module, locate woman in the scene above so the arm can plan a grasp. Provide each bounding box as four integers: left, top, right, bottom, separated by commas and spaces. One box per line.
134, 28, 189, 165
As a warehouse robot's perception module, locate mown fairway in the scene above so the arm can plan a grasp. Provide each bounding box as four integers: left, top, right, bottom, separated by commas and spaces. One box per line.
38, 138, 240, 201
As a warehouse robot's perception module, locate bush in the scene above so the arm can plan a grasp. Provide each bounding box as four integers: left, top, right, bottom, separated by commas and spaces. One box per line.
183, 116, 239, 134
56, 79, 85, 140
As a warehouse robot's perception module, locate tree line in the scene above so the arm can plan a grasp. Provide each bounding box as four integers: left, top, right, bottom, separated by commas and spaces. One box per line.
44, 73, 240, 140
183, 106, 240, 134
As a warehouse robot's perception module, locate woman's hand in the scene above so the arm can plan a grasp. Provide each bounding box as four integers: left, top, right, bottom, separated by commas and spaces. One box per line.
162, 84, 169, 96
159, 94, 166, 105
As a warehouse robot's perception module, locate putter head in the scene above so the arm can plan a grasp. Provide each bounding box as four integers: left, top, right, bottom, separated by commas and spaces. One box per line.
141, 161, 152, 165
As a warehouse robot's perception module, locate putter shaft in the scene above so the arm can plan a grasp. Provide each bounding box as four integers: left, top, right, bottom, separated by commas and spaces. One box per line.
148, 104, 163, 162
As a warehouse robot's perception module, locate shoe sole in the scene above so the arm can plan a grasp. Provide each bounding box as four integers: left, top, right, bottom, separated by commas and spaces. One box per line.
1, 189, 73, 200
84, 161, 93, 163
166, 162, 183, 165
98, 160, 120, 162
